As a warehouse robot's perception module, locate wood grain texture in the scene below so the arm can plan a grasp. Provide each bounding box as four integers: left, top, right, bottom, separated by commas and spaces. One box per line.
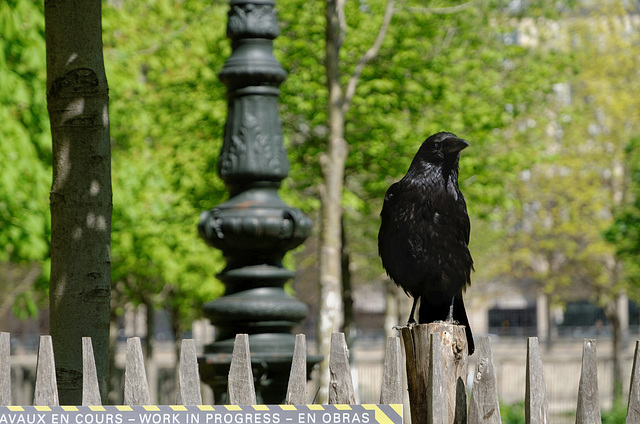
428, 334, 447, 424
228, 334, 256, 405
380, 336, 402, 405
399, 323, 468, 424
82, 337, 102, 406
575, 339, 601, 424
286, 334, 308, 405
177, 339, 202, 405
628, 340, 640, 424
525, 337, 548, 424
0, 333, 10, 406
328, 333, 356, 404
468, 337, 500, 424
34, 336, 59, 406
124, 337, 151, 405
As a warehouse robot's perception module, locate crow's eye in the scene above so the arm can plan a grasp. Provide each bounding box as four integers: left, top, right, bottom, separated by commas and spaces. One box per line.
434, 142, 441, 149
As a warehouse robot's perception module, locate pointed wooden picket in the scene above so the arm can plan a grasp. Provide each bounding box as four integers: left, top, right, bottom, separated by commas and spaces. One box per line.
286, 334, 308, 405
82, 337, 102, 406
380, 336, 402, 405
228, 334, 256, 405
328, 332, 356, 404
468, 336, 501, 424
525, 337, 549, 424
124, 337, 151, 405
33, 335, 59, 406
6, 329, 640, 424
0, 332, 10, 406
176, 339, 202, 405
575, 339, 601, 424
627, 340, 640, 424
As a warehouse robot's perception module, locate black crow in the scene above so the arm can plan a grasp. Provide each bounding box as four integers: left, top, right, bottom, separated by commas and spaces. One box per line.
378, 131, 474, 355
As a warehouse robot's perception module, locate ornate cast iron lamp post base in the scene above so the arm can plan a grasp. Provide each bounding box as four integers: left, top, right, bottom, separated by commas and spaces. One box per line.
198, 0, 320, 403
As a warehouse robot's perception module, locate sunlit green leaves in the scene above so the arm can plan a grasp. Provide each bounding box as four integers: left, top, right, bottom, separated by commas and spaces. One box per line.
0, 0, 50, 264
103, 0, 230, 334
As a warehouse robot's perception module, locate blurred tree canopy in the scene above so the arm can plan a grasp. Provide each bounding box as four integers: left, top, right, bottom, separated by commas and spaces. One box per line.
103, 0, 230, 338
0, 0, 50, 319
2, 0, 640, 348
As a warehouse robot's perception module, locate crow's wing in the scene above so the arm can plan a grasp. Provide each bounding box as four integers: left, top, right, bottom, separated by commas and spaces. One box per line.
379, 178, 472, 298
379, 180, 440, 297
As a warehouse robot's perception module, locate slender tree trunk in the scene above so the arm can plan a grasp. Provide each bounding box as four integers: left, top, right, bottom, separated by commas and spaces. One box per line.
341, 216, 355, 345
316, 0, 349, 404
316, 0, 394, 402
108, 303, 119, 404
144, 300, 154, 372
384, 281, 399, 339
46, 0, 111, 405
605, 296, 623, 403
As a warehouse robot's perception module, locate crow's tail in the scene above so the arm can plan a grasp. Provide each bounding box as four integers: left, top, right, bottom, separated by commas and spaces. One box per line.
454, 293, 474, 355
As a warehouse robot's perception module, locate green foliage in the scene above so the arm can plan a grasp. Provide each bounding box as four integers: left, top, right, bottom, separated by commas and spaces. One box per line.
499, 401, 525, 424
102, 0, 229, 334
0, 0, 50, 317
278, 0, 579, 285
5, 0, 637, 339
471, 2, 640, 311
1, 0, 229, 331
606, 137, 640, 300
601, 400, 627, 424
594, 3, 640, 304
561, 2, 640, 305
0, 0, 50, 264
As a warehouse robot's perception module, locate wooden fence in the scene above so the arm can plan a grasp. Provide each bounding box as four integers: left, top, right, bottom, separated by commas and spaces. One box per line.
2, 328, 640, 424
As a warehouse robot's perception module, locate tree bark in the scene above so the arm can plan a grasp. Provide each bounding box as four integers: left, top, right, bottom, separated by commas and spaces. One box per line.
316, 0, 394, 402
316, 0, 348, 404
341, 217, 355, 347
605, 296, 623, 403
46, 0, 111, 405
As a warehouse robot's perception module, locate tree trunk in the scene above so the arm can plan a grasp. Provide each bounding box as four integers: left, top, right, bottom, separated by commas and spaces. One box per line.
316, 0, 348, 404
605, 296, 623, 403
46, 0, 111, 405
341, 217, 355, 346
143, 300, 154, 376
384, 281, 399, 339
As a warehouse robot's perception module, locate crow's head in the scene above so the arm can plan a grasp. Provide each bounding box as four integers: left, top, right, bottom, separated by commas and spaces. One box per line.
414, 132, 469, 165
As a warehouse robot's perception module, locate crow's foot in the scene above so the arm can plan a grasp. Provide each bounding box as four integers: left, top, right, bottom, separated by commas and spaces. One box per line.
392, 318, 417, 330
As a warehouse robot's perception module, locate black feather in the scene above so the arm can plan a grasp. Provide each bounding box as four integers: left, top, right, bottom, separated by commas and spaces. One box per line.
378, 131, 475, 355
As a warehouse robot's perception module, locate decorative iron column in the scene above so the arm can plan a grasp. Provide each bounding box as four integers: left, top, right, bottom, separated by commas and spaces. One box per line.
198, 0, 318, 403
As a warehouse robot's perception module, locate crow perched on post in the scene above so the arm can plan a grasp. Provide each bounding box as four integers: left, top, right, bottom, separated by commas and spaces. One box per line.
378, 132, 474, 355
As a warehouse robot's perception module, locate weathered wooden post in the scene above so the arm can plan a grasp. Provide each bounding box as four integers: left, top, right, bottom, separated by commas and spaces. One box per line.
468, 337, 500, 424
228, 334, 257, 405
0, 332, 9, 406
328, 333, 356, 404
81, 337, 101, 406
525, 337, 549, 424
34, 336, 59, 406
123, 337, 151, 405
575, 339, 601, 424
628, 340, 640, 424
176, 339, 203, 405
380, 336, 402, 405
400, 323, 469, 424
197, 0, 320, 403
286, 334, 308, 405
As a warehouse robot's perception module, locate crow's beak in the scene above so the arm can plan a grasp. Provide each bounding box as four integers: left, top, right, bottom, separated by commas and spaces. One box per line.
446, 138, 470, 153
